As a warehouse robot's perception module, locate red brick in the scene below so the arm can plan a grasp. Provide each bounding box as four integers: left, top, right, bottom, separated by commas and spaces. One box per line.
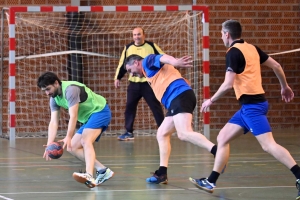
244, 12, 256, 17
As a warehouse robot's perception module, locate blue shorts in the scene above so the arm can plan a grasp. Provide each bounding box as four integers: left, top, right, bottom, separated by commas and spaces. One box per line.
228, 101, 271, 136
77, 104, 111, 141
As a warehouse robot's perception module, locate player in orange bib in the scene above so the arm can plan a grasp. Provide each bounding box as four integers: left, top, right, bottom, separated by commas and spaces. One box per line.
188, 20, 300, 200
125, 53, 219, 184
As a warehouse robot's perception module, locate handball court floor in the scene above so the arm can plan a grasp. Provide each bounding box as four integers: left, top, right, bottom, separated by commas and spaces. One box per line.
0, 130, 299, 200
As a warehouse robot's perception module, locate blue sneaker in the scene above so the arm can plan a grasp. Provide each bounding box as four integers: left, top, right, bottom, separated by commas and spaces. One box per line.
118, 132, 134, 141
146, 171, 168, 184
296, 179, 300, 200
189, 177, 215, 193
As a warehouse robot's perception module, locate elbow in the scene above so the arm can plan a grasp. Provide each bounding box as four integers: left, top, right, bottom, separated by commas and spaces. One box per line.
223, 83, 233, 91
272, 63, 282, 70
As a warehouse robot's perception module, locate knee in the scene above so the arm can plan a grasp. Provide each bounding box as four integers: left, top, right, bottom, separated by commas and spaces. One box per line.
260, 143, 273, 153
80, 138, 90, 148
176, 132, 188, 141
156, 130, 171, 141
216, 132, 228, 146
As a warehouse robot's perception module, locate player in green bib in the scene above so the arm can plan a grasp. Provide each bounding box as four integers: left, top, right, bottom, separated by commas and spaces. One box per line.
37, 72, 114, 188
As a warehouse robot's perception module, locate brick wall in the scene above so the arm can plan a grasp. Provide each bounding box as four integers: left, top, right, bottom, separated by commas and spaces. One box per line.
0, 0, 299, 134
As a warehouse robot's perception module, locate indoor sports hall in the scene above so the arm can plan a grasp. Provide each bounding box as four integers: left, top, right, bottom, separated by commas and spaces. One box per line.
0, 1, 299, 200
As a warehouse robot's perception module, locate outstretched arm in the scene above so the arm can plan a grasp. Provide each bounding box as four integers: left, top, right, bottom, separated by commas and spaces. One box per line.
159, 54, 193, 68
262, 57, 294, 102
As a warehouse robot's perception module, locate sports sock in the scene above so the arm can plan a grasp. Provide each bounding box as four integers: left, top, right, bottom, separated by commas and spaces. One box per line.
210, 145, 217, 157
157, 166, 167, 175
290, 164, 300, 179
207, 171, 220, 184
97, 167, 107, 174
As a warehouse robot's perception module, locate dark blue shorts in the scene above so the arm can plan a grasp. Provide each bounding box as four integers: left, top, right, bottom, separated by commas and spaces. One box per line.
77, 104, 111, 141
228, 101, 271, 136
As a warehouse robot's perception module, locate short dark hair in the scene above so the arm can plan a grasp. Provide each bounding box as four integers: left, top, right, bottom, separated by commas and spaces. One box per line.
124, 54, 143, 70
37, 72, 62, 88
222, 20, 242, 40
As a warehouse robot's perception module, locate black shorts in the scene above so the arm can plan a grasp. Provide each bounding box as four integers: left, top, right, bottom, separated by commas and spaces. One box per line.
166, 89, 196, 116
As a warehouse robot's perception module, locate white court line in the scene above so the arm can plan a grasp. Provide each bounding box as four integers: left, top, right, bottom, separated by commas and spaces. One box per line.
0, 186, 295, 196
0, 195, 14, 200
1, 158, 300, 168
0, 189, 184, 195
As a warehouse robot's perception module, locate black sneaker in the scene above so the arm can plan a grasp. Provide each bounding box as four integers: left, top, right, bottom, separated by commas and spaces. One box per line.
146, 170, 168, 184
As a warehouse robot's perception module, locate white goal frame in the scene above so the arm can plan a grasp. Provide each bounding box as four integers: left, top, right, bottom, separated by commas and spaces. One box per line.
7, 5, 210, 142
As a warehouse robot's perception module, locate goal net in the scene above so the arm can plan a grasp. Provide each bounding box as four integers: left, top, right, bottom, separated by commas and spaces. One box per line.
3, 6, 209, 139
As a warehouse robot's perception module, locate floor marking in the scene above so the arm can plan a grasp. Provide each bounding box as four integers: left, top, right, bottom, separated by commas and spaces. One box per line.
0, 188, 184, 195
1, 159, 300, 168
253, 164, 267, 166
0, 195, 14, 200
134, 167, 147, 168
37, 168, 50, 170
0, 186, 295, 196
182, 166, 194, 168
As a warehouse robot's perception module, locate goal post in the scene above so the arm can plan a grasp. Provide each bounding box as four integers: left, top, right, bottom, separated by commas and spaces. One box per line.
5, 5, 210, 141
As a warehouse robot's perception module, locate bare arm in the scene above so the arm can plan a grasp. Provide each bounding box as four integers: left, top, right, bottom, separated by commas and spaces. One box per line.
211, 71, 235, 102
47, 110, 60, 145
66, 103, 79, 139
58, 103, 79, 151
159, 54, 193, 68
262, 57, 287, 87
44, 110, 60, 160
201, 71, 235, 113
262, 57, 294, 102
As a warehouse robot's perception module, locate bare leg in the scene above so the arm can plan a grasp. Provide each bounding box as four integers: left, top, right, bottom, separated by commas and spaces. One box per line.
213, 123, 244, 173
256, 132, 296, 169
173, 113, 215, 152
70, 132, 106, 174
156, 117, 176, 167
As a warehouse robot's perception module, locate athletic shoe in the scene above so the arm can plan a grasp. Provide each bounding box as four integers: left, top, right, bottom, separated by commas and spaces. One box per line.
146, 170, 168, 184
95, 168, 115, 185
118, 132, 134, 141
189, 177, 215, 193
296, 179, 300, 200
73, 172, 97, 188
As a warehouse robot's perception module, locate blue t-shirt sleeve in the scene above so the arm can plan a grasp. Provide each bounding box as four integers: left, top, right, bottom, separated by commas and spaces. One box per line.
142, 54, 164, 77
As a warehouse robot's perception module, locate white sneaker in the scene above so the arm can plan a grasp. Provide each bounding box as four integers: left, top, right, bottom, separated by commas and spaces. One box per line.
95, 168, 114, 185
73, 172, 96, 188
